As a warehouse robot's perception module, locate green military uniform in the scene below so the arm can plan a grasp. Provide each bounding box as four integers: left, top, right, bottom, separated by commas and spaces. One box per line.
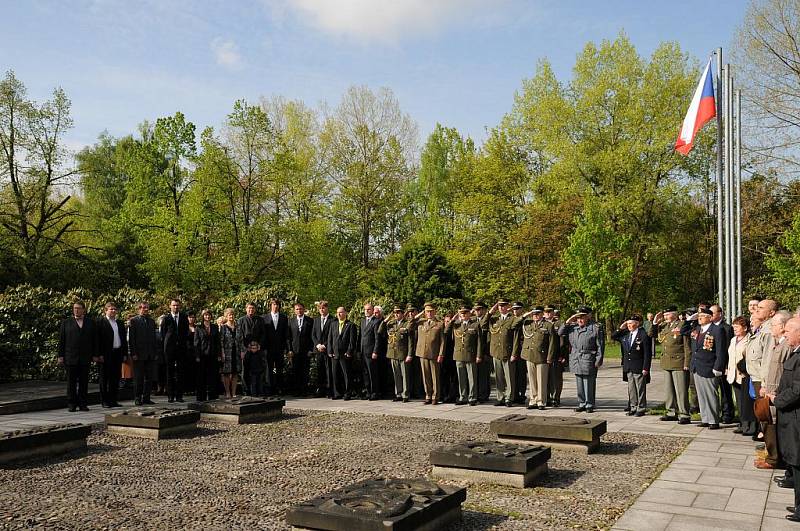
485, 301, 520, 405
410, 305, 445, 403
515, 309, 557, 407
652, 310, 692, 420
445, 312, 483, 404
384, 310, 413, 401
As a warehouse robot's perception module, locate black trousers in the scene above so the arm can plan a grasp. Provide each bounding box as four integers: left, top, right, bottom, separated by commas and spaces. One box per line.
99, 349, 123, 405
266, 351, 285, 395
733, 378, 757, 434
165, 354, 185, 399
718, 377, 736, 421
66, 364, 89, 407
440, 357, 458, 401
330, 356, 350, 398
793, 465, 800, 513
134, 359, 158, 402
315, 351, 330, 395
362, 355, 383, 397
293, 352, 310, 395
195, 356, 219, 401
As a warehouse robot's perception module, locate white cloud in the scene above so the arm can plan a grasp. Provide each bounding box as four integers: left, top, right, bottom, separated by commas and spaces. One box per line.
282, 0, 497, 43
211, 37, 244, 69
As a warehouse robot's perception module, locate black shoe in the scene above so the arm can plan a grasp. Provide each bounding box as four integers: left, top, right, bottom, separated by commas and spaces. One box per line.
110, 402, 122, 408
586, 407, 594, 413
786, 514, 800, 523
392, 396, 401, 402
468, 400, 477, 406
102, 403, 111, 409
677, 418, 691, 425
168, 398, 175, 403
553, 400, 560, 407
143, 399, 155, 405
626, 410, 635, 416
402, 398, 409, 403
623, 406, 631, 412
775, 476, 787, 483
134, 399, 142, 406
505, 401, 514, 407
699, 422, 709, 427
79, 406, 89, 411
455, 400, 467, 405
575, 406, 586, 412
526, 404, 536, 410
733, 428, 743, 434
538, 405, 546, 410
68, 406, 77, 412
494, 400, 505, 407
708, 424, 720, 430
331, 396, 341, 400
722, 418, 734, 425
660, 415, 678, 421
635, 411, 646, 417
343, 395, 351, 401
176, 398, 184, 403
778, 480, 795, 489
786, 506, 797, 513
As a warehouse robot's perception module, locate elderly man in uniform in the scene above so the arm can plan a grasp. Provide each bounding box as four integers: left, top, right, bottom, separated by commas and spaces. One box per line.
612, 314, 652, 417
545, 305, 566, 406
409, 303, 446, 405
766, 317, 800, 522
652, 306, 692, 424
445, 305, 483, 406
558, 306, 604, 413
689, 307, 726, 429
484, 299, 520, 407
473, 301, 492, 403
513, 305, 556, 410
383, 305, 413, 402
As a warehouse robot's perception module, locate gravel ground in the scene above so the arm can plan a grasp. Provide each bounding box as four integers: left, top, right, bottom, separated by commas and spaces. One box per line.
0, 409, 687, 530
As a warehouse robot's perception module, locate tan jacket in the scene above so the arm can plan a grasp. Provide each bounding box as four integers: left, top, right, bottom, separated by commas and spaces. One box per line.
726, 334, 751, 385
762, 336, 791, 394
746, 320, 773, 382
411, 317, 445, 360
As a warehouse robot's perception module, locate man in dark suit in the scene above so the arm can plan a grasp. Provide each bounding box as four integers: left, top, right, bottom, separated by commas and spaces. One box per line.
58, 301, 98, 411
160, 298, 190, 402
312, 301, 336, 397
97, 301, 127, 408
359, 302, 383, 400
263, 298, 289, 396
328, 306, 357, 400
288, 302, 315, 396
711, 304, 736, 423
129, 302, 159, 406
612, 314, 653, 416
690, 307, 727, 429
236, 302, 266, 396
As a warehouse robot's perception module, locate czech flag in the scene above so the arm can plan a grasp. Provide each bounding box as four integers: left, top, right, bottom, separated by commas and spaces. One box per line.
675, 58, 716, 155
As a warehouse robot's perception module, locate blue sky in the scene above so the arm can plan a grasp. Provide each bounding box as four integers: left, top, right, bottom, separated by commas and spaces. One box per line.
2, 0, 749, 151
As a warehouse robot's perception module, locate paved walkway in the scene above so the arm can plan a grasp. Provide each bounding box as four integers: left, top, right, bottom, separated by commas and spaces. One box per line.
1, 363, 794, 530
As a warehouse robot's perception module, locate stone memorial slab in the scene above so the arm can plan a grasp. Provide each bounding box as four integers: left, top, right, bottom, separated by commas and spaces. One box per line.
105, 407, 200, 439
0, 423, 91, 465
187, 397, 284, 424
490, 414, 606, 453
430, 441, 550, 487
286, 477, 466, 531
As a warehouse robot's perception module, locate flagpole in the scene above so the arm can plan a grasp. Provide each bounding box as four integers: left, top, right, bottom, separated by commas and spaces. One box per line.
735, 89, 743, 316
726, 66, 735, 320
715, 48, 724, 311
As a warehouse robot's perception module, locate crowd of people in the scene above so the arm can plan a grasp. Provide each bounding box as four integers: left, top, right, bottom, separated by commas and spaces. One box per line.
56, 295, 800, 521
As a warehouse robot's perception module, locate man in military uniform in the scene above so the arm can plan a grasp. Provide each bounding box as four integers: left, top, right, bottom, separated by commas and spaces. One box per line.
651, 305, 692, 424
445, 305, 483, 405
558, 306, 605, 413
383, 305, 413, 402
511, 302, 528, 404
473, 302, 492, 402
513, 305, 557, 410
612, 314, 652, 416
484, 299, 520, 407
409, 303, 445, 405
545, 305, 566, 406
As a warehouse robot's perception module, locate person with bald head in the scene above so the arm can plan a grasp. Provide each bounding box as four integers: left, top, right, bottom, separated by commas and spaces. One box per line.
767, 317, 800, 522
747, 299, 780, 400
758, 311, 793, 470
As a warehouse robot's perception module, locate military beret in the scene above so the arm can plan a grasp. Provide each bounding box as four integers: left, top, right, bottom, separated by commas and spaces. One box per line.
576, 305, 592, 315
532, 305, 545, 313
473, 301, 487, 310
664, 305, 678, 313
511, 301, 524, 310
543, 305, 556, 312
698, 307, 713, 316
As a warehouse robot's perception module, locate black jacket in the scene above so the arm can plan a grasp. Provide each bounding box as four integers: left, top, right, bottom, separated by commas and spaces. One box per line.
612, 327, 652, 377
288, 315, 314, 355
312, 314, 335, 352
98, 317, 128, 361
160, 312, 190, 360
58, 317, 98, 365
128, 315, 159, 361
263, 313, 289, 356
359, 316, 381, 356
236, 315, 266, 354
775, 348, 800, 466
328, 319, 357, 359
690, 323, 727, 378
194, 323, 220, 360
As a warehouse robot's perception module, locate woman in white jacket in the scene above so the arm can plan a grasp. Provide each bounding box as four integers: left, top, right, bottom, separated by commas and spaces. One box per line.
727, 316, 756, 436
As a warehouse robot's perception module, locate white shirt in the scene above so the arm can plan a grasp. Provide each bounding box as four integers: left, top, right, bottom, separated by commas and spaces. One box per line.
108, 318, 121, 348
700, 323, 712, 333
629, 330, 638, 345
271, 312, 279, 328
297, 316, 304, 330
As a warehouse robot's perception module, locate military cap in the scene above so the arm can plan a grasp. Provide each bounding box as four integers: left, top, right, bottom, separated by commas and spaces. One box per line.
423, 302, 436, 311
392, 305, 404, 312
458, 305, 471, 313
543, 304, 556, 312
532, 305, 545, 313
576, 305, 592, 315
497, 298, 510, 305
511, 301, 524, 310
698, 307, 713, 315
473, 301, 487, 310
663, 305, 678, 313
628, 313, 643, 322
406, 304, 418, 312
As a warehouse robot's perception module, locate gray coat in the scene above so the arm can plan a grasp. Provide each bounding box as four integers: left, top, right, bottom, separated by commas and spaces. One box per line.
558, 321, 605, 375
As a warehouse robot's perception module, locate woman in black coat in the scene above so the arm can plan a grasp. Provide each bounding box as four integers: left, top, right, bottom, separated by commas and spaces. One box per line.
194, 309, 220, 401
